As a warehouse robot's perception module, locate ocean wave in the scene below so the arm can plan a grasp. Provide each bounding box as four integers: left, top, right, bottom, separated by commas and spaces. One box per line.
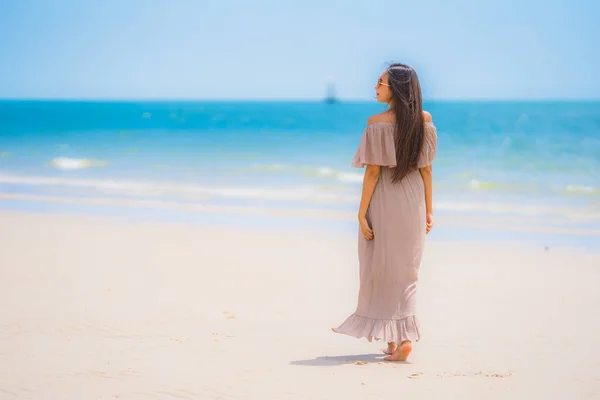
0, 173, 359, 204
248, 164, 364, 184
0, 193, 359, 221
564, 185, 599, 195
49, 157, 108, 170
250, 166, 598, 197
1, 172, 599, 221
468, 179, 499, 190
435, 201, 600, 221
445, 176, 600, 197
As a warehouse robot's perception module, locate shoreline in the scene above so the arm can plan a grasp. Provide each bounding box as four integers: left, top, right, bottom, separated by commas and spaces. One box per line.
1, 192, 599, 253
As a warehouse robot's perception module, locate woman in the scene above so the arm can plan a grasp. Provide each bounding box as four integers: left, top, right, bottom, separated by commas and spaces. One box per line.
332, 63, 437, 362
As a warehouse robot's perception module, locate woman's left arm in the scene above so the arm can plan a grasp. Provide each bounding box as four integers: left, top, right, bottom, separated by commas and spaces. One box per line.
419, 164, 433, 233
358, 164, 381, 240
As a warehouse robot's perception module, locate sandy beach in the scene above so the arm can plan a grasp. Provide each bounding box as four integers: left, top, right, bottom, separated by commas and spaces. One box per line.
1, 210, 599, 399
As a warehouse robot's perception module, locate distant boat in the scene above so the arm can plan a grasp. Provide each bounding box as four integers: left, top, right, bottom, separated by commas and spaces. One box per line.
324, 82, 338, 104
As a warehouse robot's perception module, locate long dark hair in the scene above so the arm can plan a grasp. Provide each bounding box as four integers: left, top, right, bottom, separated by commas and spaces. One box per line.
386, 63, 425, 183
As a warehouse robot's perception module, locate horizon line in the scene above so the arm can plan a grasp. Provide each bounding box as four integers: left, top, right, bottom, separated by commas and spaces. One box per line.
1, 97, 600, 103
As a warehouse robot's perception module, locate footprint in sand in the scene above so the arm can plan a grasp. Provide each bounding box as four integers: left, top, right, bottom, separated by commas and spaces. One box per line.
437, 371, 512, 378
212, 332, 235, 342
212, 333, 234, 338
485, 372, 512, 378
222, 311, 236, 320
474, 371, 512, 378
437, 372, 461, 378
354, 361, 368, 365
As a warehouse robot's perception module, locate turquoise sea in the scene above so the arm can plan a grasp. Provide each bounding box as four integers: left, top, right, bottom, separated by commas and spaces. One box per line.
1, 100, 599, 248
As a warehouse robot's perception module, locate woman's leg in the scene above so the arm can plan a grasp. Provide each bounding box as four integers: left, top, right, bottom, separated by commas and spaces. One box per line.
382, 342, 397, 355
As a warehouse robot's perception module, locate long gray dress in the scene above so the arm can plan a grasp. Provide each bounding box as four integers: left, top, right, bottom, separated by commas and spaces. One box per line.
333, 121, 438, 344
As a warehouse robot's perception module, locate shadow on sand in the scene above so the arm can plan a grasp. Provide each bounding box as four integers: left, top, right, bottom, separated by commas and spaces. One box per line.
290, 353, 410, 366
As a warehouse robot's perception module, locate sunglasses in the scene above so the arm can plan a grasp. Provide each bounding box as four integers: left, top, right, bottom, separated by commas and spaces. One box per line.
377, 78, 390, 88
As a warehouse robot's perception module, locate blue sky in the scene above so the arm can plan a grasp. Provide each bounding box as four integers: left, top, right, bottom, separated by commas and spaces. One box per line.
0, 0, 598, 100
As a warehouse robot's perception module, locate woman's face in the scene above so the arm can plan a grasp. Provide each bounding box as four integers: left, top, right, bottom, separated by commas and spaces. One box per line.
375, 72, 392, 104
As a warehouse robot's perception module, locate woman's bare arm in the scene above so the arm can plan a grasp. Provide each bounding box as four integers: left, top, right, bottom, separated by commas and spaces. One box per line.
358, 164, 381, 220
419, 165, 433, 215
358, 164, 381, 240
419, 165, 433, 233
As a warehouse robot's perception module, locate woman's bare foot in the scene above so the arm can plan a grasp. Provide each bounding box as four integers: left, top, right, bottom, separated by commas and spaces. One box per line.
382, 342, 397, 355
384, 340, 412, 361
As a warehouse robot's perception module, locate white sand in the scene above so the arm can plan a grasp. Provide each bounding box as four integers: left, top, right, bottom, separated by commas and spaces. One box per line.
0, 211, 599, 399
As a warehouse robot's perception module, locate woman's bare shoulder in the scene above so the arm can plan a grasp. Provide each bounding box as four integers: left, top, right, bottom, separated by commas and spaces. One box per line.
367, 111, 395, 126
423, 110, 433, 123
366, 111, 432, 126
